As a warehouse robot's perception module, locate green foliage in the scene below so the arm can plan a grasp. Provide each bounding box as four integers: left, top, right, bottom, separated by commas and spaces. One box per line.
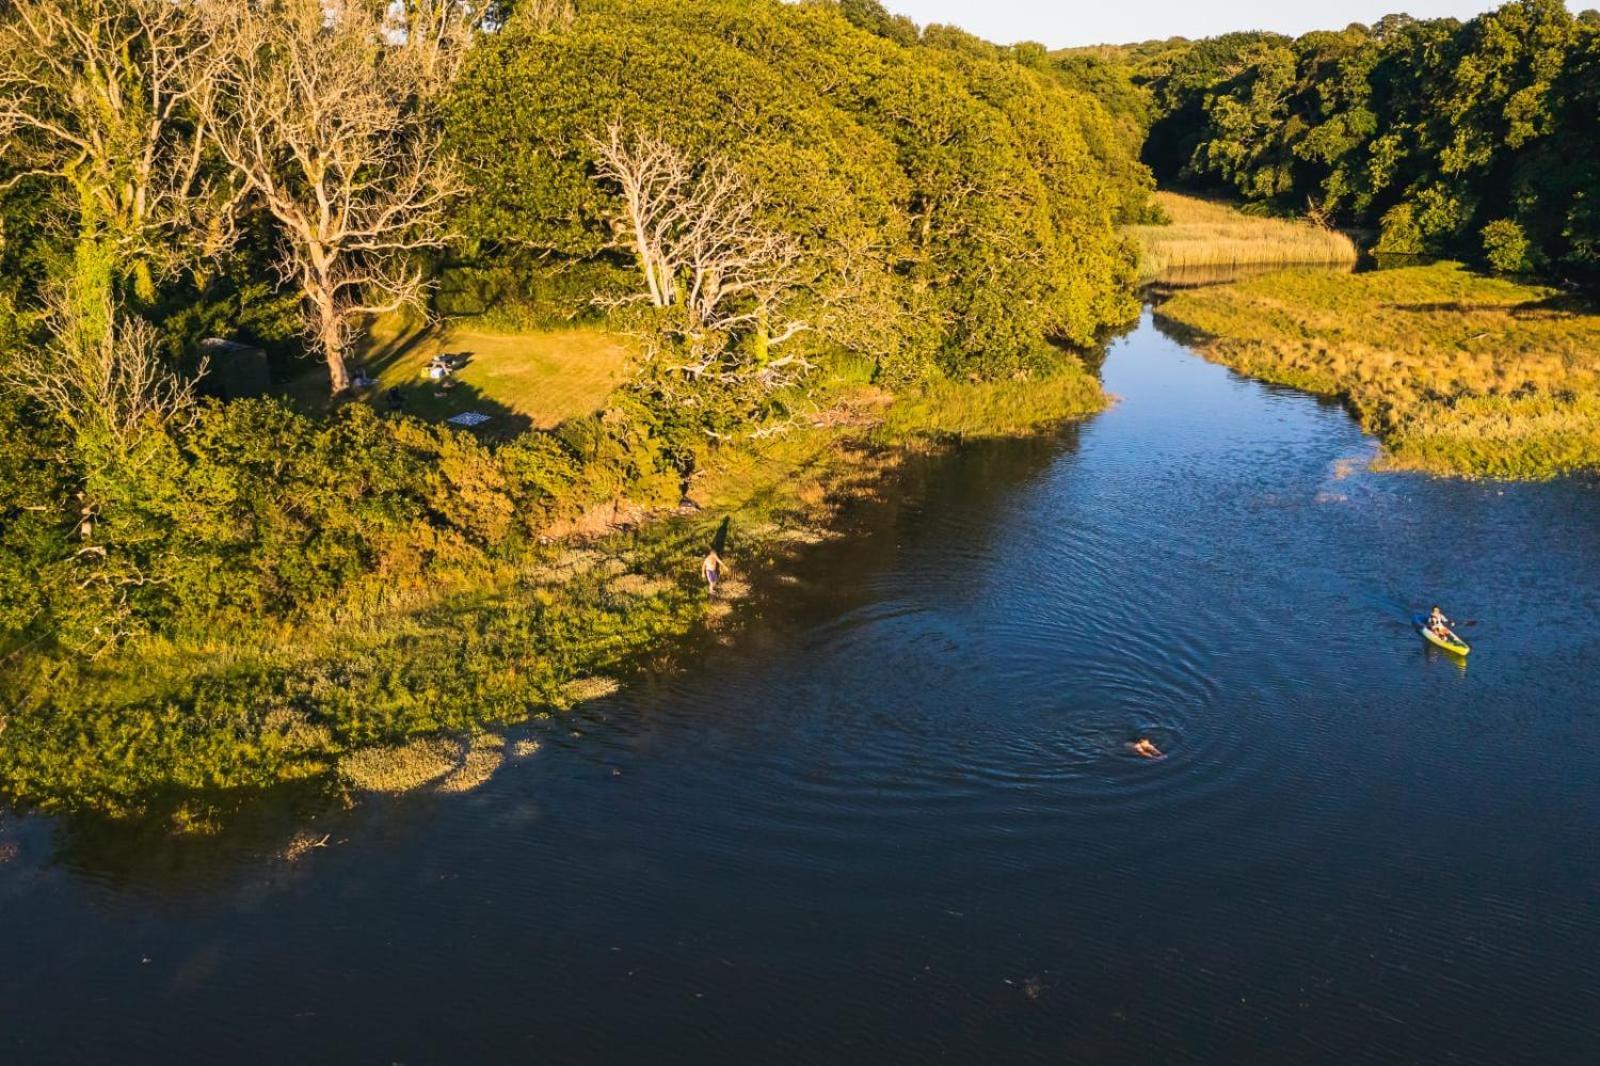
878, 359, 1107, 442
1482, 218, 1539, 272
1128, 1, 1600, 284
0, 391, 76, 654
445, 0, 1139, 385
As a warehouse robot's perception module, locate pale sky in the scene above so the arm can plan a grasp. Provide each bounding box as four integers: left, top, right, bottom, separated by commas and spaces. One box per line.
883, 1, 1580, 48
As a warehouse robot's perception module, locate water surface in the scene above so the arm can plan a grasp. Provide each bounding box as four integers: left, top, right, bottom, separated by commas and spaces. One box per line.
4, 309, 1599, 1064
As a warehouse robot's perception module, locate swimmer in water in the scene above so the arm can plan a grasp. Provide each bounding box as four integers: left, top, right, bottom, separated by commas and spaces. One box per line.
1131, 738, 1164, 759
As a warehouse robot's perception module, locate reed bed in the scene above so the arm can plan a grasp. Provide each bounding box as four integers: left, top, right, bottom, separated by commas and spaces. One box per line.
1157, 263, 1600, 478
1128, 191, 1359, 280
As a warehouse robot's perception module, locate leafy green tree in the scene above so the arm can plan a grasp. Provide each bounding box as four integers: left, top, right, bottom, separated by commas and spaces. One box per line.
1134, 1, 1599, 282
447, 0, 1138, 391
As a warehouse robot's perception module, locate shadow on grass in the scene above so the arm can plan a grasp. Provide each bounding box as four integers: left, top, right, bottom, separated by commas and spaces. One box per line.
1388, 293, 1596, 317
377, 374, 533, 441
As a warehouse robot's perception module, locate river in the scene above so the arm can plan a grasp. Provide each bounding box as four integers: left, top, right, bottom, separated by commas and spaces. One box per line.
4, 307, 1599, 1064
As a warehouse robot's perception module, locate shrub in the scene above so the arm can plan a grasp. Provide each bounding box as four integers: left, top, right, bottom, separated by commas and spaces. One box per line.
1482, 219, 1540, 274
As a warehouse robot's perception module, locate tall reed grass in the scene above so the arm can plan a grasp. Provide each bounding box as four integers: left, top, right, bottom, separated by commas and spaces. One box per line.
1127, 191, 1359, 280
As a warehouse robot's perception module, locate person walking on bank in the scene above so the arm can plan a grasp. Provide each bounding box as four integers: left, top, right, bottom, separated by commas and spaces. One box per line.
702, 548, 723, 598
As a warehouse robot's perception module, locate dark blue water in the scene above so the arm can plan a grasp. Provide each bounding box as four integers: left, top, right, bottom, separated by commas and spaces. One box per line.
4, 309, 1600, 1064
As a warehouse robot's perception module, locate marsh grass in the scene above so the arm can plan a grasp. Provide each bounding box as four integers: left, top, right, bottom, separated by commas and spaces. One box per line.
1127, 192, 1359, 281
1158, 263, 1600, 478
561, 677, 621, 705
878, 362, 1106, 442
436, 733, 507, 794
339, 738, 464, 793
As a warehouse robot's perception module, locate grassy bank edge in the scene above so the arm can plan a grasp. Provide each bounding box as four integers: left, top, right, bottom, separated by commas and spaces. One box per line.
1152, 263, 1600, 480
1127, 191, 1359, 282
0, 361, 1107, 827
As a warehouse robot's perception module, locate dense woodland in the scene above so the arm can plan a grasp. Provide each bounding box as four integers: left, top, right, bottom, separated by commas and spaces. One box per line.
1081, 0, 1600, 278
0, 0, 1142, 813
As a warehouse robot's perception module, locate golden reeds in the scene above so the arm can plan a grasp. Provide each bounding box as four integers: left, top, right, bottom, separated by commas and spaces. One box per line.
1128, 192, 1359, 280
1158, 263, 1600, 478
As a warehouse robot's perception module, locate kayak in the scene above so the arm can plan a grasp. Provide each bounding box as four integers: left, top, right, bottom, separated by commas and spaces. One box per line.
1413, 614, 1470, 656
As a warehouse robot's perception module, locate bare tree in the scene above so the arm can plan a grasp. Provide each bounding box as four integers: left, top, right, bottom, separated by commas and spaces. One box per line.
2, 283, 206, 454
502, 0, 573, 32
0, 0, 235, 301
192, 0, 465, 395
385, 0, 478, 97
589, 125, 808, 374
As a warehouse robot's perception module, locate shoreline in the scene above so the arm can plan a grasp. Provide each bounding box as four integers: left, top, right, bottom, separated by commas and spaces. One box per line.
1150, 264, 1600, 481
0, 366, 1108, 828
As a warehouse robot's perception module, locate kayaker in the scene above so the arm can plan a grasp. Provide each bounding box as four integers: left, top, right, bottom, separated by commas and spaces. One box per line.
702, 549, 722, 598
1428, 605, 1451, 636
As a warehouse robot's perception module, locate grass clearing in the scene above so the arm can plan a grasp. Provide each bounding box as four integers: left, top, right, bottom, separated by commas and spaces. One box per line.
1157, 262, 1600, 478
360, 318, 633, 431
1127, 191, 1359, 280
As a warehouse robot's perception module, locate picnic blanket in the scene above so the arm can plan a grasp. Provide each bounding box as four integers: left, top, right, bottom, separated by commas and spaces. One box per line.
446, 411, 492, 428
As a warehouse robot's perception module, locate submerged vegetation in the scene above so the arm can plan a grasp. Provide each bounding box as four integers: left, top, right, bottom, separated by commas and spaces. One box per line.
1126, 191, 1359, 279
1157, 263, 1600, 478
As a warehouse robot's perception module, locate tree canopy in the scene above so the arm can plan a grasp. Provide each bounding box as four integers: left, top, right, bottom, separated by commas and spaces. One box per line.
1120, 1, 1600, 279
446, 0, 1141, 383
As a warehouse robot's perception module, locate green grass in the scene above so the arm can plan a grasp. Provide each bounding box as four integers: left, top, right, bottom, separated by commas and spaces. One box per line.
278, 319, 633, 432
1157, 262, 1600, 478
878, 361, 1107, 442
361, 319, 633, 430
1126, 191, 1359, 281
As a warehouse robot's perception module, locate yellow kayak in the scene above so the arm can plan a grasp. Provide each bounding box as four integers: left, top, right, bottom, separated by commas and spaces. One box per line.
1414, 614, 1470, 656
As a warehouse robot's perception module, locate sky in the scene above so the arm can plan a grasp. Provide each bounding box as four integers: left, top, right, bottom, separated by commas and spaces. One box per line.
881, 1, 1578, 48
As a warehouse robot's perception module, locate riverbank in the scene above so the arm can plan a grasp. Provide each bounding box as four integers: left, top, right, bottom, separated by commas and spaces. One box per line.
1156, 263, 1600, 479
1126, 191, 1359, 281
0, 358, 1106, 825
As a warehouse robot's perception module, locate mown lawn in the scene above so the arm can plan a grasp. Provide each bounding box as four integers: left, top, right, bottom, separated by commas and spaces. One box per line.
361, 320, 633, 431
1157, 262, 1600, 478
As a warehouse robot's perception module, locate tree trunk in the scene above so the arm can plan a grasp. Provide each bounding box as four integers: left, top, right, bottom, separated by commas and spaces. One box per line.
312, 288, 350, 394
322, 323, 351, 394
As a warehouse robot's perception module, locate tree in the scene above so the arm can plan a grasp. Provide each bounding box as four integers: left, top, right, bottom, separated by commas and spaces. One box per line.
2, 267, 204, 458
192, 0, 465, 394
588, 124, 807, 369
0, 0, 232, 303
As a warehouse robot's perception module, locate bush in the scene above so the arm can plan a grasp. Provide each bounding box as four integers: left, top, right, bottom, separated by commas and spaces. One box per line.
1482, 219, 1539, 274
